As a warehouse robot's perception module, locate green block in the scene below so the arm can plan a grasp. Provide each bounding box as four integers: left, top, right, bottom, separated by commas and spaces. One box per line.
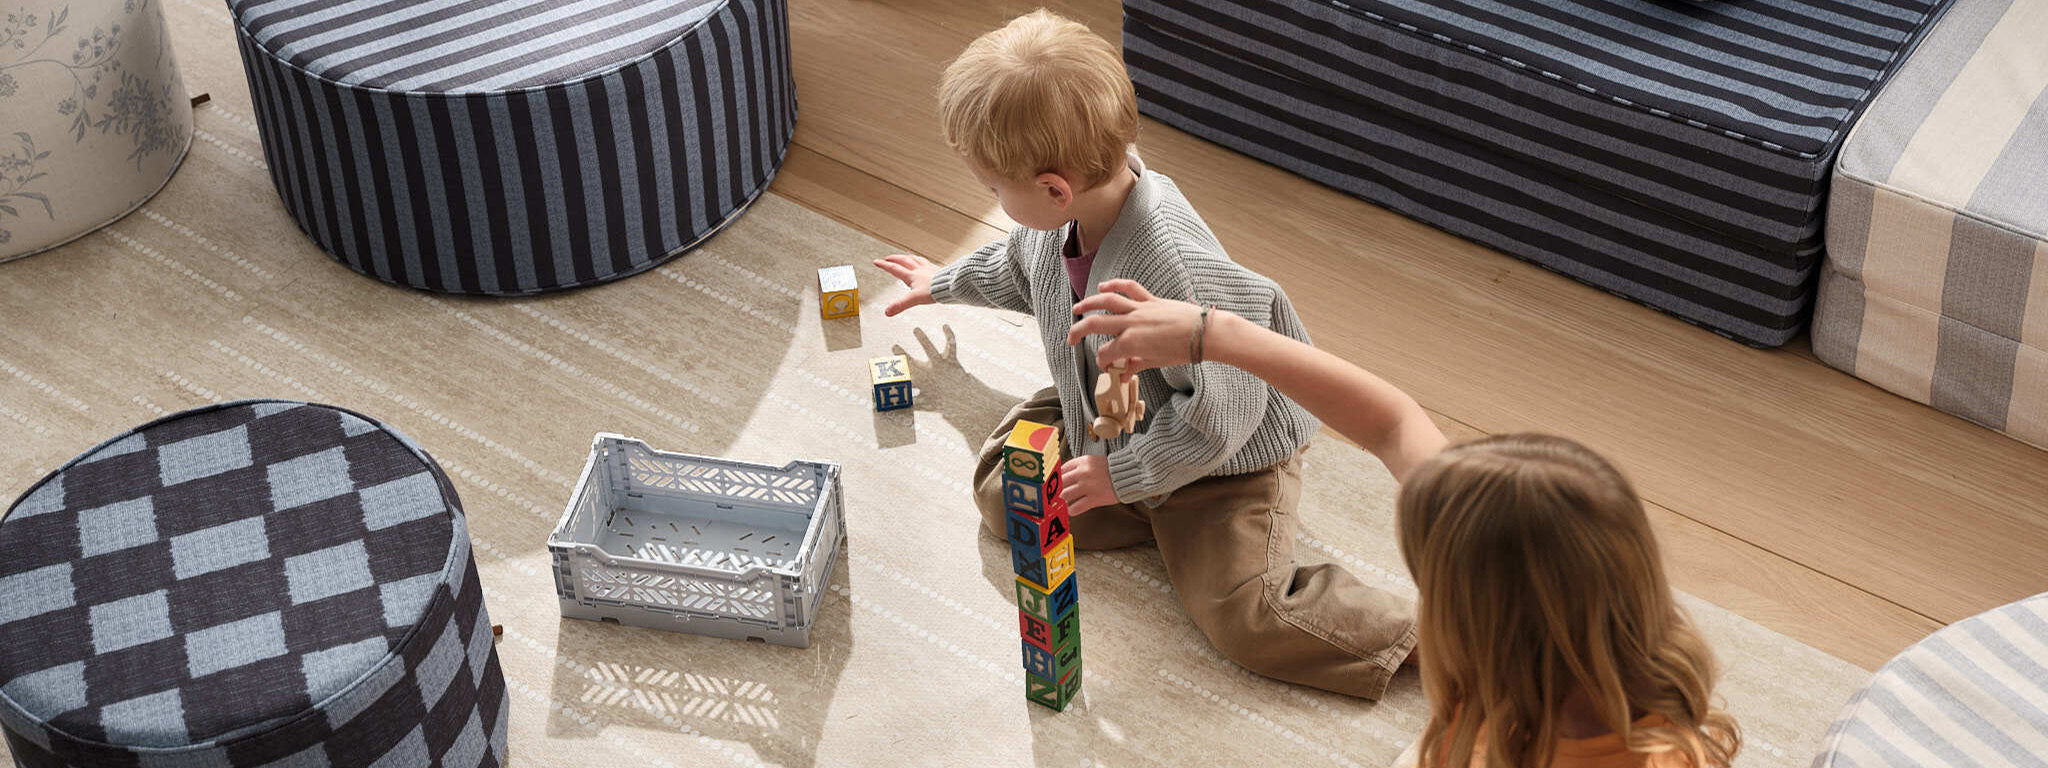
1050, 604, 1079, 649
1025, 663, 1082, 711
1054, 633, 1081, 679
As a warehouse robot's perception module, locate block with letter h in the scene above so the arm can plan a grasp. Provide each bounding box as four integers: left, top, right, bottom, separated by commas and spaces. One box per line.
1003, 419, 1082, 711
869, 354, 912, 411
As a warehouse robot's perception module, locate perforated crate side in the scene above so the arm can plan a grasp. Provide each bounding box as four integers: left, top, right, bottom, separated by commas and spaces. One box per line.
549, 435, 847, 647
607, 437, 832, 513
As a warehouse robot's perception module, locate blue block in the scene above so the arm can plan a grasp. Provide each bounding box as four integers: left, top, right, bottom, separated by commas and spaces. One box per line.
873, 380, 912, 411
1048, 574, 1078, 618
1022, 640, 1057, 678
1002, 474, 1044, 518
1005, 508, 1044, 549
1011, 542, 1046, 585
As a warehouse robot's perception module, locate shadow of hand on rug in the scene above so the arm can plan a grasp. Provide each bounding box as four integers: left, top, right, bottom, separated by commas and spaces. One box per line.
542, 555, 856, 768
884, 324, 1023, 451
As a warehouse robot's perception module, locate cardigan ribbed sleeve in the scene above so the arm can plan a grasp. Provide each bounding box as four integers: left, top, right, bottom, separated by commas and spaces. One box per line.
929, 236, 1033, 315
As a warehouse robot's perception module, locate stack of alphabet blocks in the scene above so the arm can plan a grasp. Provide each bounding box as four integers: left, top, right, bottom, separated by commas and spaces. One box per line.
1002, 420, 1083, 711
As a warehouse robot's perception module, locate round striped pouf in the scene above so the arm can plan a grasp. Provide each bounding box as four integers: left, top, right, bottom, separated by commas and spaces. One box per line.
226, 0, 796, 295
0, 401, 507, 768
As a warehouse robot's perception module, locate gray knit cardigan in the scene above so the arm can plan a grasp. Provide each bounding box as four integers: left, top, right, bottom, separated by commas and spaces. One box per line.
929, 158, 1320, 503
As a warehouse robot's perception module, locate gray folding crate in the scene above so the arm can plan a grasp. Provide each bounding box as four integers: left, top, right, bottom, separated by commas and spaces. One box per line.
548, 434, 845, 648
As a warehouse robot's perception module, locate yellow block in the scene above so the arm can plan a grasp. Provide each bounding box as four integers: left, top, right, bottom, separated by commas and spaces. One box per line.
1002, 420, 1062, 482
818, 265, 859, 319
868, 354, 911, 386
1043, 536, 1075, 589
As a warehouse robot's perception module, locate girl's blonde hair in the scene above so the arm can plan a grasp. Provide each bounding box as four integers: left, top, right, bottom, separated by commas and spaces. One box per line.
937, 9, 1137, 188
1397, 434, 1740, 768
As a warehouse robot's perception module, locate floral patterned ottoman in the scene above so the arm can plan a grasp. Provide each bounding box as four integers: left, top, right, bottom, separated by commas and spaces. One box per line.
0, 0, 192, 262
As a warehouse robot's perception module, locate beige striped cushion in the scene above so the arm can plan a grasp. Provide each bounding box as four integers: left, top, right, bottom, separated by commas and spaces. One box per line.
1813, 0, 2048, 451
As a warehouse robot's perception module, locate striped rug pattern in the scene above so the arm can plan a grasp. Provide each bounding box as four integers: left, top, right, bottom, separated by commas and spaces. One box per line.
230, 0, 795, 296
1121, 0, 1951, 346
0, 2, 1870, 765
1812, 0, 2048, 452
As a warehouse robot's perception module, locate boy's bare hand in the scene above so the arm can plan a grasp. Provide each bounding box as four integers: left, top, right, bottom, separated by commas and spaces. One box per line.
873, 254, 939, 317
1067, 279, 1205, 372
1058, 455, 1118, 515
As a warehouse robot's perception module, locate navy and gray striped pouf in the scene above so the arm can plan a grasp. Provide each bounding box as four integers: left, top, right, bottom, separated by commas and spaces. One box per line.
228, 0, 797, 295
0, 401, 507, 768
1123, 0, 1952, 346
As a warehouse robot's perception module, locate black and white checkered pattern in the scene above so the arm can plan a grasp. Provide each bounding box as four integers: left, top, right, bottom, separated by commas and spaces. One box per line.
0, 401, 507, 768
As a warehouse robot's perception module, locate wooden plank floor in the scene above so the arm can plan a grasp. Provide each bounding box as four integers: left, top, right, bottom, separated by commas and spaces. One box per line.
765, 0, 2048, 670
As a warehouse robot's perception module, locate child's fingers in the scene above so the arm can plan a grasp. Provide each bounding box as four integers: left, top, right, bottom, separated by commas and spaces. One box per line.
1067, 314, 1131, 345
1097, 279, 1155, 301
871, 258, 909, 281
1074, 292, 1141, 316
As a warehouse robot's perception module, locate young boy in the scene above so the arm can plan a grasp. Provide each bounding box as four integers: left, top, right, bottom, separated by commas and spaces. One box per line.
872, 10, 1416, 700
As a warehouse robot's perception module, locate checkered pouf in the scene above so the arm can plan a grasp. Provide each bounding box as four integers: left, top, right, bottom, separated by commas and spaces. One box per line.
0, 401, 508, 767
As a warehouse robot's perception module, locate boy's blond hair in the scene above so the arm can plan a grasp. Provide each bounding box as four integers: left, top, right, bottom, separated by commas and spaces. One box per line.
938, 10, 1138, 189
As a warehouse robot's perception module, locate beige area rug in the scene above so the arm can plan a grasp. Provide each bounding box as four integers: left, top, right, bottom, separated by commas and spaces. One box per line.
0, 3, 1869, 766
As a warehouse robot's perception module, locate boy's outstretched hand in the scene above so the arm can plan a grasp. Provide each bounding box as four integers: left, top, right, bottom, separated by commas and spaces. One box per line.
1058, 455, 1118, 515
872, 254, 939, 317
1067, 279, 1207, 372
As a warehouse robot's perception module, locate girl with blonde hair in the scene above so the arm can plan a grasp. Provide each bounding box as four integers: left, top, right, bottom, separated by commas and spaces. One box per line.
1068, 281, 1741, 768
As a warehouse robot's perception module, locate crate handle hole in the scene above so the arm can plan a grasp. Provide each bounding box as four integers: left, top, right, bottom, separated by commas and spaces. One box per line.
747, 636, 766, 644
600, 617, 621, 625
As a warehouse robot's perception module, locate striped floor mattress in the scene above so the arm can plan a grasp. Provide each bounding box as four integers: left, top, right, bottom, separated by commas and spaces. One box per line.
1123, 0, 1953, 346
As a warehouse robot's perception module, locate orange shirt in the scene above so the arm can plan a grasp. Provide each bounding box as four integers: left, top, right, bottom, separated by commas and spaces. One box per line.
1395, 715, 1696, 768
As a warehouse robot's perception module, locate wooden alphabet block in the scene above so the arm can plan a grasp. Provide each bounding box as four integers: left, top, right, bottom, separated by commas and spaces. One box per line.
1011, 540, 1048, 586
1002, 473, 1046, 519
1050, 603, 1080, 649
1022, 639, 1058, 678
1020, 609, 1053, 653
1047, 573, 1079, 618
869, 354, 912, 411
1025, 671, 1063, 710
818, 265, 859, 319
1043, 536, 1075, 588
1002, 420, 1061, 483
1005, 508, 1045, 549
1015, 576, 1053, 624
1052, 632, 1082, 680
1058, 663, 1082, 704
1037, 505, 1071, 551
1025, 664, 1082, 711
